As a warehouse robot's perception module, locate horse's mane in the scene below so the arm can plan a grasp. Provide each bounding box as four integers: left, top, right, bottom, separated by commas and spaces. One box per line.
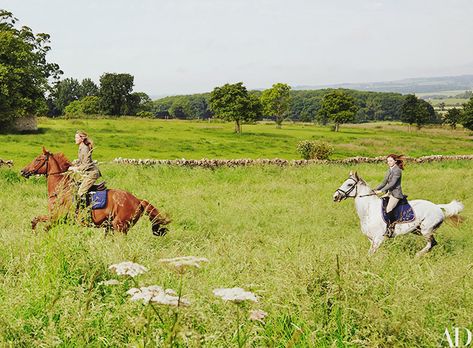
52, 152, 72, 172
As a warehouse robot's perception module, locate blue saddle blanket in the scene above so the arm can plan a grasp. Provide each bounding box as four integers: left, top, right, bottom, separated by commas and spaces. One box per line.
381, 197, 415, 224
88, 190, 108, 210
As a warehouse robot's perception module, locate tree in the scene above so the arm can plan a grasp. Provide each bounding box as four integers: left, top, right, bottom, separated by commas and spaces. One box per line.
462, 97, 473, 131
400, 94, 437, 129
0, 10, 62, 127
318, 90, 358, 131
51, 78, 81, 115
438, 102, 446, 112
99, 73, 135, 115
443, 107, 462, 129
209, 82, 261, 133
169, 97, 191, 119
260, 83, 292, 128
80, 78, 99, 97
400, 94, 418, 128
416, 99, 437, 128
63, 96, 100, 117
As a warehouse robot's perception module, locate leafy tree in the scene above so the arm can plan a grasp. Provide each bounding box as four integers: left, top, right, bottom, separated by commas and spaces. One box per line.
99, 73, 135, 115
209, 82, 261, 133
80, 78, 99, 97
51, 78, 81, 115
416, 99, 437, 128
0, 10, 62, 127
81, 96, 101, 115
438, 102, 446, 111
260, 83, 292, 128
400, 94, 419, 129
462, 97, 473, 131
318, 90, 358, 131
64, 96, 100, 117
169, 97, 191, 119
443, 107, 462, 129
401, 94, 437, 129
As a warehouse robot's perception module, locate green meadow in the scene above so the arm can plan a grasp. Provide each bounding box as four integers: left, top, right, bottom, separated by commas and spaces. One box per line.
1, 118, 472, 165
0, 119, 472, 347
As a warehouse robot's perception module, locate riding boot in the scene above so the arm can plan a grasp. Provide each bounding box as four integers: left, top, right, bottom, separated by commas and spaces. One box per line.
384, 210, 397, 238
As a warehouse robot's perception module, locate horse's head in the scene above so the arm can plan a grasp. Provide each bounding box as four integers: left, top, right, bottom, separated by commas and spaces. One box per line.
333, 171, 362, 202
21, 147, 52, 178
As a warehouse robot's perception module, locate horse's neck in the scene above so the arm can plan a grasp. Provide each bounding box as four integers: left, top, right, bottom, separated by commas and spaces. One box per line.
47, 156, 71, 195
354, 183, 380, 220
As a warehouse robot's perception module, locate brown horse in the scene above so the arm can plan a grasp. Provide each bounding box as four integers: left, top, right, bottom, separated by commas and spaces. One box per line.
21, 147, 170, 235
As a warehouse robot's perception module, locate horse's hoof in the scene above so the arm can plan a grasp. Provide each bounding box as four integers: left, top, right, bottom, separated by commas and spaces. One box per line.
152, 227, 167, 237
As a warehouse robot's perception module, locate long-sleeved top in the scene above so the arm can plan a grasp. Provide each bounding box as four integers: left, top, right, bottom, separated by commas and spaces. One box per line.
375, 164, 404, 199
76, 143, 100, 174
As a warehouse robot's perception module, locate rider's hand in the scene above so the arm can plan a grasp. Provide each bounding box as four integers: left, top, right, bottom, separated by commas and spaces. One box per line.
374, 190, 383, 195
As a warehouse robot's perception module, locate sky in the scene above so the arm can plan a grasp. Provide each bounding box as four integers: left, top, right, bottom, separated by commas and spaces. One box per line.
3, 0, 473, 96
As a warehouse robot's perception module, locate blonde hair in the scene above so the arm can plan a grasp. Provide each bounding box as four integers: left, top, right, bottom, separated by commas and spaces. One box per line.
76, 130, 94, 149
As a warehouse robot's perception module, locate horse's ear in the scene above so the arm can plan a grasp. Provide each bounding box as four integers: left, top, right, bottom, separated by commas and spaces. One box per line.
349, 170, 353, 176
42, 146, 51, 155
354, 171, 359, 180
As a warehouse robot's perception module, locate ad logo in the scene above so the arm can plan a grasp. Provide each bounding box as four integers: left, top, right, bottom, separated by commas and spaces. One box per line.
444, 328, 472, 347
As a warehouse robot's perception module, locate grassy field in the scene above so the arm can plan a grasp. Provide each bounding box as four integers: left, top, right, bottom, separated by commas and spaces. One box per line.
0, 118, 472, 166
0, 119, 472, 346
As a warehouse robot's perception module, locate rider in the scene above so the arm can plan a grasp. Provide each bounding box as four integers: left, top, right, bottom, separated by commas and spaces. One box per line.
374, 154, 405, 238
68, 130, 101, 210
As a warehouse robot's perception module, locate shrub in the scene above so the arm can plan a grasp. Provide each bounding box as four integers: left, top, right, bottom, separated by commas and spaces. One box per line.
297, 140, 333, 160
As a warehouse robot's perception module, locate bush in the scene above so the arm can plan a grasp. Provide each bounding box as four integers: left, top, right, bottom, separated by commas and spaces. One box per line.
136, 111, 154, 118
297, 140, 333, 160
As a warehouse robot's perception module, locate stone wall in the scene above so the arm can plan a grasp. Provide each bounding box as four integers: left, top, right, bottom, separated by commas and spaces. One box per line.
113, 155, 473, 168
11, 116, 38, 132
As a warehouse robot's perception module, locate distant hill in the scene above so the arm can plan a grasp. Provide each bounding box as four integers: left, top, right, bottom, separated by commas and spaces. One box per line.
293, 74, 473, 94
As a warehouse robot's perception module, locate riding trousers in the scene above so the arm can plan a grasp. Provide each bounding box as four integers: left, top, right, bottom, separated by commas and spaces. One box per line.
78, 170, 100, 196
386, 194, 400, 213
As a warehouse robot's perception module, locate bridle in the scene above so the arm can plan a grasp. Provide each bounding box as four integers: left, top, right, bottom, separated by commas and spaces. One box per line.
25, 153, 64, 177
335, 177, 358, 200
336, 176, 378, 200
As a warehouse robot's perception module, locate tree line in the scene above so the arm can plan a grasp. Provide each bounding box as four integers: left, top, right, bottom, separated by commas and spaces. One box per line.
2, 9, 473, 133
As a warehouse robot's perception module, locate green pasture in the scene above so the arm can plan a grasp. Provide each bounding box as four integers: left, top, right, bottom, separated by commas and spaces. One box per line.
1, 118, 472, 166
0, 160, 472, 346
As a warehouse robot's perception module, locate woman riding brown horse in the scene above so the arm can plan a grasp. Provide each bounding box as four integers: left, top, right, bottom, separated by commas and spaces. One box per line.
21, 147, 170, 235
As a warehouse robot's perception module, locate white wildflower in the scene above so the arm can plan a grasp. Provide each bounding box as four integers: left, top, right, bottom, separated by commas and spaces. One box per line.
127, 285, 164, 304
159, 256, 209, 273
109, 261, 148, 277
213, 287, 258, 303
98, 279, 121, 286
249, 309, 268, 323
127, 285, 190, 307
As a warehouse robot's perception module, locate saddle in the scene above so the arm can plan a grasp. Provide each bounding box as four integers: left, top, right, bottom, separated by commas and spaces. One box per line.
89, 181, 107, 192
381, 196, 415, 224
85, 182, 108, 209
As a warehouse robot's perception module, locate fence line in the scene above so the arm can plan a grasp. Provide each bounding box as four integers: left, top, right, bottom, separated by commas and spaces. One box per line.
113, 155, 473, 168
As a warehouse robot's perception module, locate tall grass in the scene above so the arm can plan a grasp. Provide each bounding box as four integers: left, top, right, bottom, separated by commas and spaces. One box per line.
0, 161, 471, 346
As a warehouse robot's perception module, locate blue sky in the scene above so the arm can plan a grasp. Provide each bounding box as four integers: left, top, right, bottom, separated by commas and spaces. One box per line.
4, 0, 473, 96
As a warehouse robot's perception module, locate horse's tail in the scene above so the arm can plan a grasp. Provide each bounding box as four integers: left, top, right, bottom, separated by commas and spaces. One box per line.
140, 200, 171, 236
437, 200, 464, 217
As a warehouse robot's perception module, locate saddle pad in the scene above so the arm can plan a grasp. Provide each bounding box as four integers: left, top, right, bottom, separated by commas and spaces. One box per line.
381, 197, 415, 224
89, 190, 108, 210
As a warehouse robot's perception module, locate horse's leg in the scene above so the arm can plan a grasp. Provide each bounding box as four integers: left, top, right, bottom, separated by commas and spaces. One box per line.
111, 218, 130, 234
416, 234, 438, 257
31, 215, 50, 231
368, 236, 385, 255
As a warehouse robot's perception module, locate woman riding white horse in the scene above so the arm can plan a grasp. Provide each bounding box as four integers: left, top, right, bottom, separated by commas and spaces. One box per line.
333, 171, 464, 256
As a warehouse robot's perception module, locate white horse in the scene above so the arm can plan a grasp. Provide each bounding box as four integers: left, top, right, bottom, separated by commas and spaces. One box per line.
333, 172, 464, 256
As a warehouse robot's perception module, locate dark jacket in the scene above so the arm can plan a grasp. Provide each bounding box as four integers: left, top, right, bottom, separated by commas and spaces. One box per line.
375, 164, 404, 199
